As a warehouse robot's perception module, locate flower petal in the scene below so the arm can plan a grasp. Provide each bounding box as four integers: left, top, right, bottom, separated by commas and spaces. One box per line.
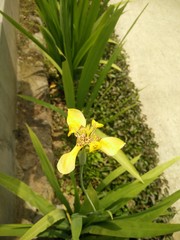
89, 140, 101, 152
57, 145, 81, 174
91, 119, 104, 129
67, 109, 86, 136
99, 137, 125, 156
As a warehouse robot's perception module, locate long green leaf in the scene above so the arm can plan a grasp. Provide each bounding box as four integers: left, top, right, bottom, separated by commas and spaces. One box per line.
117, 190, 180, 222
0, 224, 32, 237
121, 3, 149, 43
100, 157, 180, 210
0, 10, 62, 75
77, 0, 100, 52
81, 237, 123, 240
35, 0, 62, 45
26, 125, 72, 214
18, 94, 66, 117
85, 44, 123, 113
97, 155, 141, 192
77, 4, 126, 109
20, 208, 66, 240
83, 221, 180, 238
0, 224, 65, 237
71, 214, 83, 240
81, 236, 127, 240
39, 26, 63, 66
95, 129, 143, 182
0, 172, 55, 215
113, 150, 143, 182
80, 184, 100, 214
85, 3, 148, 112
73, 3, 114, 68
62, 60, 75, 108
60, 0, 73, 70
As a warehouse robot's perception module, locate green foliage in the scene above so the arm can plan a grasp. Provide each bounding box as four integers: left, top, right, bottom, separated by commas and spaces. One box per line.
0, 0, 130, 110
0, 1, 179, 239
82, 43, 177, 240
0, 126, 180, 240
85, 44, 170, 211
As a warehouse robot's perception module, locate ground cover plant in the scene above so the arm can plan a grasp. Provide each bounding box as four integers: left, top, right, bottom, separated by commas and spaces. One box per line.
0, 0, 180, 239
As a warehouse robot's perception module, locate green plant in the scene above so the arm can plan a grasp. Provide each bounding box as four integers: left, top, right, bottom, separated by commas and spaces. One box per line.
0, 108, 180, 239
77, 45, 176, 238
0, 0, 147, 111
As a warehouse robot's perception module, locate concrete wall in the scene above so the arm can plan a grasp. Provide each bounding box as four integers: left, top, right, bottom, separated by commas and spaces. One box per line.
0, 0, 19, 223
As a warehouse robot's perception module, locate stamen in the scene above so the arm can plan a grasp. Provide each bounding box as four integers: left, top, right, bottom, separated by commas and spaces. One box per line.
75, 123, 101, 148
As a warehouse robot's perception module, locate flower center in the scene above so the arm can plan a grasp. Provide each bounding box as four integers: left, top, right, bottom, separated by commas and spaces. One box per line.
75, 125, 100, 147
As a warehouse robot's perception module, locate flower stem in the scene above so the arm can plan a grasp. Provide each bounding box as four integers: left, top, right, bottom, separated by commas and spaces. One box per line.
79, 150, 96, 212
70, 171, 81, 212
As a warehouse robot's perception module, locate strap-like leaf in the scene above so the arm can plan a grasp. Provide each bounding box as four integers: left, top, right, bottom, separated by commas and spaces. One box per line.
76, 5, 126, 109
18, 94, 66, 117
95, 129, 143, 182
0, 10, 62, 75
0, 172, 55, 215
83, 220, 180, 238
0, 224, 66, 237
80, 184, 100, 214
97, 155, 141, 192
84, 44, 123, 113
20, 208, 66, 240
0, 224, 32, 237
26, 125, 72, 214
117, 190, 180, 222
62, 60, 75, 108
71, 214, 83, 240
100, 157, 180, 210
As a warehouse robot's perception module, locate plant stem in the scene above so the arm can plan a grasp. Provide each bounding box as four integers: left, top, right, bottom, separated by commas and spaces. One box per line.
70, 171, 81, 212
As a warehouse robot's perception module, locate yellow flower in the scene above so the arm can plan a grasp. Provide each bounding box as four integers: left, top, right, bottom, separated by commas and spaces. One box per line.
57, 109, 125, 174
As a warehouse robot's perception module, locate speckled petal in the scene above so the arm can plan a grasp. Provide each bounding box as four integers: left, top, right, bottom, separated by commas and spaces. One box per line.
67, 109, 86, 136
99, 137, 125, 156
57, 145, 81, 174
89, 140, 101, 152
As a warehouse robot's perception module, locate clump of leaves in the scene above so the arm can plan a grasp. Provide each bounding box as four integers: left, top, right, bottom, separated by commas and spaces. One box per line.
82, 41, 175, 239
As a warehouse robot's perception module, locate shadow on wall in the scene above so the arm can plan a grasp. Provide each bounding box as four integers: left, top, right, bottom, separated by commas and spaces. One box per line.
0, 0, 18, 224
